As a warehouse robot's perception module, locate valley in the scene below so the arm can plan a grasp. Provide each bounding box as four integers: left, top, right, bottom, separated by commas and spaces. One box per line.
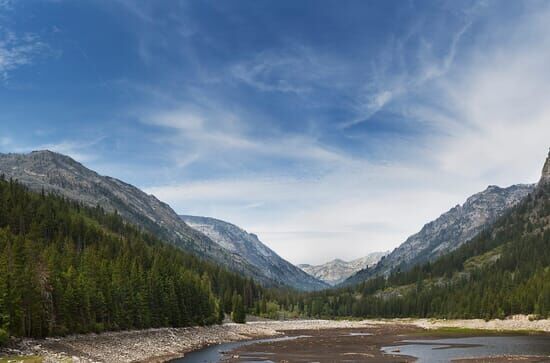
0, 149, 549, 362
2, 1, 550, 361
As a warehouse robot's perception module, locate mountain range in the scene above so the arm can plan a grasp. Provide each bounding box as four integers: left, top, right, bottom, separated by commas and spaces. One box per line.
1, 149, 545, 292
345, 183, 535, 285
0, 150, 325, 290
298, 252, 387, 285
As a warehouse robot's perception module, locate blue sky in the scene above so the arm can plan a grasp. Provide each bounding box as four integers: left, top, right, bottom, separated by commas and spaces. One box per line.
1, 0, 549, 264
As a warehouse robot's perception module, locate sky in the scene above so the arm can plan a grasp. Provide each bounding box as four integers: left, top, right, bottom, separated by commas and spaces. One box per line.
1, 0, 549, 265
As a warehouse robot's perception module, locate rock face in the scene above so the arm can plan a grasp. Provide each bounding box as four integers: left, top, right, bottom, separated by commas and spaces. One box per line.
540, 149, 550, 186
181, 215, 328, 291
298, 252, 387, 286
345, 183, 535, 285
0, 151, 276, 285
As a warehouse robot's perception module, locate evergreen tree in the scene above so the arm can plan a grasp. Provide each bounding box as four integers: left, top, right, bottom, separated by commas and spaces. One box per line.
231, 293, 246, 323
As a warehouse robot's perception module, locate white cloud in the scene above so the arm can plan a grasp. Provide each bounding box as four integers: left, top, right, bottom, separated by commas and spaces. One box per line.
142, 107, 350, 169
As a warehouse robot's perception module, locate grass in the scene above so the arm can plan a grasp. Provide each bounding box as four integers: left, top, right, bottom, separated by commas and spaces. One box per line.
0, 356, 44, 363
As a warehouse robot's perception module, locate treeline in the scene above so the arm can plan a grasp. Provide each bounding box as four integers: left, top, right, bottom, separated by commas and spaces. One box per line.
0, 177, 265, 341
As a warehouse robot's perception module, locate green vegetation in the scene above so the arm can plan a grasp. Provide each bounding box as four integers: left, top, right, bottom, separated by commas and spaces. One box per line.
231, 293, 246, 323
0, 177, 265, 340
0, 356, 43, 363
0, 328, 8, 346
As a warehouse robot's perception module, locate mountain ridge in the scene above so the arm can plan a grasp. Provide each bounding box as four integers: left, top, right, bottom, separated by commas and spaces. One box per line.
181, 215, 328, 290
344, 182, 535, 285
0, 151, 277, 286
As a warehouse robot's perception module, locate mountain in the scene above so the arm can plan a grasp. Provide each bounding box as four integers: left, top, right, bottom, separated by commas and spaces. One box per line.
298, 252, 387, 286
0, 151, 275, 285
181, 215, 328, 290
318, 150, 550, 320
345, 182, 535, 285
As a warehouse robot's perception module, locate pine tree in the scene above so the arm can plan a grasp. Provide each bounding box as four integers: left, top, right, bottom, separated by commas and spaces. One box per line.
231, 293, 246, 323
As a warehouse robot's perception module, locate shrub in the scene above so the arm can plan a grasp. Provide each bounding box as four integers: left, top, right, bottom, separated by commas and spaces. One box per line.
0, 328, 9, 346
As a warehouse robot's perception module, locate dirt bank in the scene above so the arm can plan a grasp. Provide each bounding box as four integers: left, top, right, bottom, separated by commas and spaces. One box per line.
404, 315, 550, 332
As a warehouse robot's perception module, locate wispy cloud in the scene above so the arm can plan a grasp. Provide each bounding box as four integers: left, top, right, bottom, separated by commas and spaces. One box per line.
141, 107, 350, 171
340, 18, 474, 128
0, 31, 46, 79
230, 46, 333, 94
0, 2, 47, 80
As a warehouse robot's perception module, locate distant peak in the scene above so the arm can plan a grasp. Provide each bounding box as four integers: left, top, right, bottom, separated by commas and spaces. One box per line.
30, 149, 71, 160
31, 149, 56, 154
30, 149, 65, 158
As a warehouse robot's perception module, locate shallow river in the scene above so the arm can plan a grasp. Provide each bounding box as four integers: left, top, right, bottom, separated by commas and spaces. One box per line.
173, 333, 550, 362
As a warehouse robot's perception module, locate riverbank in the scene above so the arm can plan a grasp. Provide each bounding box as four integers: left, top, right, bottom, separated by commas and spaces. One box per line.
1, 320, 376, 363
406, 315, 550, 333
2, 316, 549, 362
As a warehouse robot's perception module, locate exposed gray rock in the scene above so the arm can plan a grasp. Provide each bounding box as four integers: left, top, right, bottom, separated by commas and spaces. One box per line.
181, 215, 328, 291
345, 183, 535, 285
540, 149, 550, 186
298, 252, 387, 286
0, 151, 274, 285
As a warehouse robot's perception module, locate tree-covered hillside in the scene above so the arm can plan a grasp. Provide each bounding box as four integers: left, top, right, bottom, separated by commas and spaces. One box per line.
300, 180, 550, 320
0, 177, 263, 340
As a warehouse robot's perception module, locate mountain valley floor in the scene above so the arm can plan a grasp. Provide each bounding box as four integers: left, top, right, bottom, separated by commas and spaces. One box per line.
1, 316, 550, 363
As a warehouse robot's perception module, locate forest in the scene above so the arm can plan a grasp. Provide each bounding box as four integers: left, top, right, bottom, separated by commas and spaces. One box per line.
1, 177, 549, 344
0, 177, 268, 342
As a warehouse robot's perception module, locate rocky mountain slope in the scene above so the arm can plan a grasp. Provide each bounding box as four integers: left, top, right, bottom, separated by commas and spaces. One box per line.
541, 150, 550, 185
298, 252, 387, 285
0, 151, 276, 285
345, 183, 535, 285
181, 215, 328, 290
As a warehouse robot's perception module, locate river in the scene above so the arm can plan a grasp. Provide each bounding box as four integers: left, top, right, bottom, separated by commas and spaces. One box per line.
172, 326, 550, 363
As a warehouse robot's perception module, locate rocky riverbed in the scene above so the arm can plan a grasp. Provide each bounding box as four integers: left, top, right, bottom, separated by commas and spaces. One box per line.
2, 316, 549, 362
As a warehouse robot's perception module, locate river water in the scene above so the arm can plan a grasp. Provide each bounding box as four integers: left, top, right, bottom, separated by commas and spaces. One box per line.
382, 335, 550, 362
171, 335, 310, 363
